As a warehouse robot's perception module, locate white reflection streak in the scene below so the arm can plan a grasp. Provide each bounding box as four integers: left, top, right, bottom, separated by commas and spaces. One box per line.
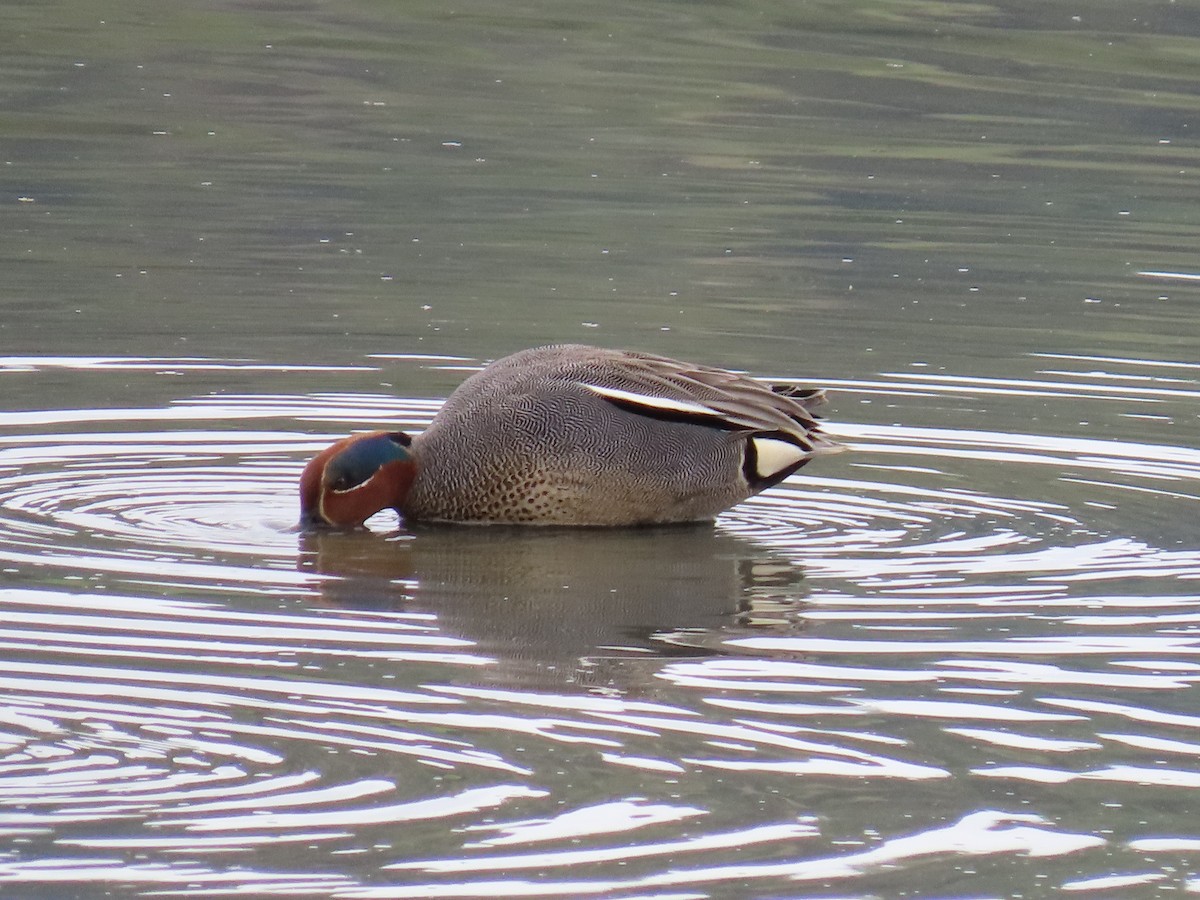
591, 712, 947, 778
162, 737, 282, 765
239, 720, 531, 775
975, 764, 1200, 788
0, 404, 378, 428
1129, 837, 1200, 851
367, 353, 475, 362
334, 811, 1102, 898
0, 356, 376, 372
830, 422, 1200, 467
681, 756, 944, 779
1034, 351, 1200, 371
1042, 697, 1200, 729
943, 728, 1102, 752
390, 822, 815, 873
814, 378, 1144, 402
844, 441, 1200, 483
429, 685, 696, 717
660, 659, 915, 686
848, 698, 1080, 723
0, 764, 183, 795
1098, 732, 1200, 756
938, 659, 1198, 690
0, 546, 315, 588
165, 784, 547, 831
58, 831, 351, 850
0, 659, 455, 708
657, 674, 855, 694
159, 778, 393, 814
39, 770, 320, 807
727, 634, 1200, 657
1061, 872, 1167, 891
4, 588, 441, 637
0, 395, 437, 429
1135, 270, 1200, 283
814, 591, 1196, 609
345, 709, 640, 748
1063, 476, 1200, 505
0, 707, 60, 733
0, 858, 351, 889
1040, 368, 1195, 386
597, 753, 686, 773
880, 371, 1200, 401
0, 609, 472, 650
0, 633, 467, 671
459, 799, 706, 848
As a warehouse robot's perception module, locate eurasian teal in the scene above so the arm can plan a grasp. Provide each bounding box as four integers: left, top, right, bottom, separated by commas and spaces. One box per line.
300, 344, 842, 527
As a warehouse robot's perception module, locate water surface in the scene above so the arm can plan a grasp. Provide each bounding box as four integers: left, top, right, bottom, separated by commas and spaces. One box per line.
3, 1, 1200, 897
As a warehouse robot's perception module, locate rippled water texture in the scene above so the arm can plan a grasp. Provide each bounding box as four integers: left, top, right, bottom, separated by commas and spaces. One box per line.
6, 0, 1200, 895
2, 352, 1198, 897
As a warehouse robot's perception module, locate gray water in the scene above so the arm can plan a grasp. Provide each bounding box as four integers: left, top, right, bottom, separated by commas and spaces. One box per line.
3, 1, 1200, 897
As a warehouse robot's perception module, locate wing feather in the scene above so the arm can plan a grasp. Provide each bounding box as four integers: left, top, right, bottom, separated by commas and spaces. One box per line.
575, 349, 835, 456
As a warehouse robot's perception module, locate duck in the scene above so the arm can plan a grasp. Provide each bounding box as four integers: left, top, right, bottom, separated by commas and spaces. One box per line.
299, 344, 842, 527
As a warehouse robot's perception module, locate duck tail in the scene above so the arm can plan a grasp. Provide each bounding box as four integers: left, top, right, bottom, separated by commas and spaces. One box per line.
770, 383, 827, 413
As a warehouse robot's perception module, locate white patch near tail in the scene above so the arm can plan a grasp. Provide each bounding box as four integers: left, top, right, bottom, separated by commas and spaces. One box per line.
583, 383, 720, 418
749, 436, 810, 480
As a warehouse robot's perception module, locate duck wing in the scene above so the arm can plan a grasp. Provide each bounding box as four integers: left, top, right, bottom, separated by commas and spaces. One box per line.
572, 349, 843, 488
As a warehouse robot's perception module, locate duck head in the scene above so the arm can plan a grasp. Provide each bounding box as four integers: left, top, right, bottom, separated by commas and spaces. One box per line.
299, 431, 417, 528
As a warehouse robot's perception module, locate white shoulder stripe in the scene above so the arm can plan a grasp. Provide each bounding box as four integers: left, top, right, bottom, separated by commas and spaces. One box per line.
750, 436, 810, 480
582, 383, 720, 418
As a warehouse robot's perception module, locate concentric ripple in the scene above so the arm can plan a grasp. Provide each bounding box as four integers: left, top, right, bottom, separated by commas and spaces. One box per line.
726, 420, 1200, 592
2, 353, 1199, 897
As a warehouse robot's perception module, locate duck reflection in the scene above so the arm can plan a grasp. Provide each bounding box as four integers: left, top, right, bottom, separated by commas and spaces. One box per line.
296, 523, 808, 668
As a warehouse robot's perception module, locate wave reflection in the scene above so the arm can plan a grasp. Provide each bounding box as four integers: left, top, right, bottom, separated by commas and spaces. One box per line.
1, 352, 1198, 896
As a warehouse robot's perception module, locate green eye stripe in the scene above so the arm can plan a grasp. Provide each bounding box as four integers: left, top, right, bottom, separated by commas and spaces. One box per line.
325, 434, 410, 493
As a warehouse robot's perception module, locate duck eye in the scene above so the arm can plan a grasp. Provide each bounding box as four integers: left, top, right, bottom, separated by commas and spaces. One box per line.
324, 456, 374, 494
323, 433, 410, 494
328, 473, 354, 492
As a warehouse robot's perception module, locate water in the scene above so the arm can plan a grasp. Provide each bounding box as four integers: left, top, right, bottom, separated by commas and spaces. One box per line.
3, 1, 1200, 897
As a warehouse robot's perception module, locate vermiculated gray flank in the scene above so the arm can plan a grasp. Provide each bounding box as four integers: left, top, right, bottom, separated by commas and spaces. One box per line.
404, 344, 841, 525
